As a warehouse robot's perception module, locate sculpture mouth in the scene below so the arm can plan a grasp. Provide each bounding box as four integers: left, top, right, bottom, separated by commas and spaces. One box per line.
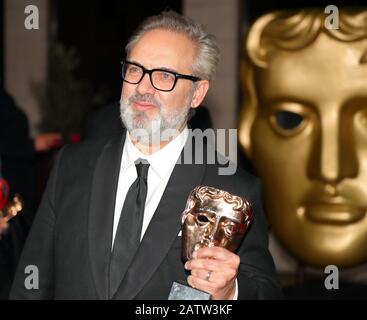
303, 203, 366, 225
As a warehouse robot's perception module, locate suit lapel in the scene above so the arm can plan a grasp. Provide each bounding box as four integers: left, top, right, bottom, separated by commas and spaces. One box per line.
114, 136, 206, 299
88, 132, 126, 300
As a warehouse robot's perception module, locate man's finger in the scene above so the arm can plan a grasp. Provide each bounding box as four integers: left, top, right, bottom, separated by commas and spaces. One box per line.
185, 258, 222, 272
194, 246, 239, 263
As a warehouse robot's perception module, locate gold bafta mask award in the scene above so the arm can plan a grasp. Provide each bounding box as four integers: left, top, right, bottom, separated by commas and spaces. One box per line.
168, 185, 253, 300
0, 171, 23, 237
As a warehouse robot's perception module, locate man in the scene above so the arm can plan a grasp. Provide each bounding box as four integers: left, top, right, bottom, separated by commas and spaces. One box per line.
239, 8, 367, 270
10, 11, 280, 300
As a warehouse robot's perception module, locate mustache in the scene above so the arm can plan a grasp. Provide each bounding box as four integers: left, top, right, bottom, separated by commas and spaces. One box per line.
128, 94, 162, 109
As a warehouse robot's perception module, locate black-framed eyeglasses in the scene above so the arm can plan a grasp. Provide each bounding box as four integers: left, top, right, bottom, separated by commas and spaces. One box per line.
121, 60, 201, 92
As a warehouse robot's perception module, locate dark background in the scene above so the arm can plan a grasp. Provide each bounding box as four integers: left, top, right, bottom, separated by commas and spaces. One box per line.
244, 0, 367, 22
53, 0, 181, 104
0, 0, 3, 87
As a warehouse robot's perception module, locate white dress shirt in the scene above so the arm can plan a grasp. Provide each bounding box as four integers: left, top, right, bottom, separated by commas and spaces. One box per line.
112, 128, 188, 244
111, 127, 238, 299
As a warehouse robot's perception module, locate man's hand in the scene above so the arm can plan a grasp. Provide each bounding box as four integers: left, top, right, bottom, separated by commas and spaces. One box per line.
184, 246, 240, 300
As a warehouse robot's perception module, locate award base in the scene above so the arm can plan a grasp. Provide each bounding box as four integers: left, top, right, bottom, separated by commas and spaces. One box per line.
168, 281, 211, 300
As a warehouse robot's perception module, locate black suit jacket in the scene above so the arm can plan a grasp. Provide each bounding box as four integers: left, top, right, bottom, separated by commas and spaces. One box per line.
10, 130, 281, 299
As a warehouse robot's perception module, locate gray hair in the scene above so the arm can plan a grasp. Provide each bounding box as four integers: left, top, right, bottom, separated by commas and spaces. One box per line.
125, 11, 220, 81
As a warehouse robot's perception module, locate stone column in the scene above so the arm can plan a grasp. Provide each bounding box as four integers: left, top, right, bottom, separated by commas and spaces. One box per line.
4, 0, 48, 136
184, 0, 239, 131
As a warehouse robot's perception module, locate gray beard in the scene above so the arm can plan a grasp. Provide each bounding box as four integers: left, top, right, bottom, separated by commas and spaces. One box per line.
120, 93, 191, 145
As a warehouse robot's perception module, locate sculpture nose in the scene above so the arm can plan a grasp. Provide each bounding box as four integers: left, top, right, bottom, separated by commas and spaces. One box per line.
208, 219, 221, 242
307, 106, 358, 184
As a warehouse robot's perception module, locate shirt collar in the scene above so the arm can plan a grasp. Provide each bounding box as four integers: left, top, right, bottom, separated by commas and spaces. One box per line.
122, 128, 189, 179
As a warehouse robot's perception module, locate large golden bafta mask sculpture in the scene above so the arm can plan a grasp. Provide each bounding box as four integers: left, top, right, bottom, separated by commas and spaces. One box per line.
239, 8, 367, 268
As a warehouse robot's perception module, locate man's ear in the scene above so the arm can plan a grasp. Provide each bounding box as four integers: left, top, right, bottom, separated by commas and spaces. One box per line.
191, 80, 209, 108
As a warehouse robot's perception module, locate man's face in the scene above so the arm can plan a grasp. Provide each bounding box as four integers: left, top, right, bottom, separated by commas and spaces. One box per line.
251, 33, 367, 267
181, 199, 246, 262
120, 29, 198, 141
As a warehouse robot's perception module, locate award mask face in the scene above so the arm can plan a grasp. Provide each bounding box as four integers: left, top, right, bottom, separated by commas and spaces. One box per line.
239, 9, 367, 267
181, 185, 253, 262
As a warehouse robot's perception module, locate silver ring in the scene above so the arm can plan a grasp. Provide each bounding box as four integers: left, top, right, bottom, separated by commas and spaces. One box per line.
205, 270, 212, 282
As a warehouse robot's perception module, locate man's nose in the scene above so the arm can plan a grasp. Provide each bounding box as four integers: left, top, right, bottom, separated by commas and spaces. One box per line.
307, 107, 358, 183
136, 73, 156, 95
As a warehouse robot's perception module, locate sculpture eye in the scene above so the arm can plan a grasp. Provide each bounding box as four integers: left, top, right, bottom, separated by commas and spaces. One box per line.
222, 222, 237, 236
225, 224, 235, 235
269, 107, 309, 137
197, 214, 209, 224
274, 111, 304, 130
